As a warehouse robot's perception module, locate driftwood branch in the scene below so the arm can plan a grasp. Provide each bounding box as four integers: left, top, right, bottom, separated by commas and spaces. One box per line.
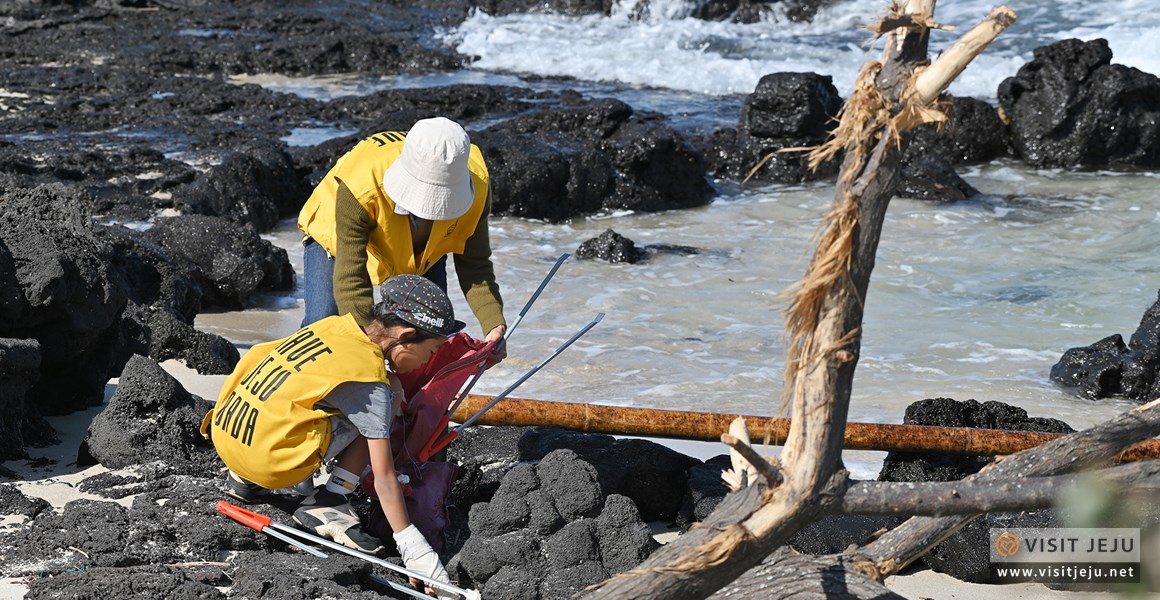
707, 547, 907, 600
721, 432, 783, 488
912, 6, 1017, 103
708, 402, 1160, 598
721, 417, 774, 491
841, 458, 1160, 516
861, 398, 1160, 575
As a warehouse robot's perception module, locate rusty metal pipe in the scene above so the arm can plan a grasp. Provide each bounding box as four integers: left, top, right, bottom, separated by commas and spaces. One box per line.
448, 395, 1160, 461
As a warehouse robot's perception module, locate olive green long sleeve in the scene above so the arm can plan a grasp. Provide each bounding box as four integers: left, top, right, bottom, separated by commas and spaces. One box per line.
454, 190, 505, 335
333, 183, 376, 326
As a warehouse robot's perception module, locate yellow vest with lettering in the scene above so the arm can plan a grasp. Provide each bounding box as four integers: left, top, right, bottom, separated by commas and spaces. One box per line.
297, 131, 490, 283
199, 314, 388, 488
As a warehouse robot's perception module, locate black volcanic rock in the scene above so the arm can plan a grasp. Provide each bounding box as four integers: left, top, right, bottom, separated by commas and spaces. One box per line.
454, 449, 658, 599
1052, 289, 1160, 401
998, 38, 1160, 168
878, 397, 1074, 583
905, 95, 1012, 165
0, 179, 141, 416
79, 354, 217, 476
577, 229, 642, 263
697, 71, 843, 184
143, 215, 294, 309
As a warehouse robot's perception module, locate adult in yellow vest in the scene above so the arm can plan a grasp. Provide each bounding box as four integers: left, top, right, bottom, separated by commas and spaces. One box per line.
201, 275, 464, 595
297, 116, 507, 362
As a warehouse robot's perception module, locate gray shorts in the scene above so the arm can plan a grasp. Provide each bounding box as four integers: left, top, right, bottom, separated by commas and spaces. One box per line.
283, 414, 362, 493
324, 413, 361, 462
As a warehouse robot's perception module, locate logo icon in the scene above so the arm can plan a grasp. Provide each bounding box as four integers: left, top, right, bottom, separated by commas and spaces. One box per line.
995, 532, 1020, 557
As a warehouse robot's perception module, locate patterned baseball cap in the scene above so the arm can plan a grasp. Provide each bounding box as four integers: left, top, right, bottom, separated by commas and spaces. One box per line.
379, 274, 465, 337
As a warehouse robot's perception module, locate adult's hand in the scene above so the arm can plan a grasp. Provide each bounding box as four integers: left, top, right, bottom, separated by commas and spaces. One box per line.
484, 324, 507, 366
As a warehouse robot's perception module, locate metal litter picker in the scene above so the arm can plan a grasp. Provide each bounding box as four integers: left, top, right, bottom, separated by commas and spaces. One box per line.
440, 252, 570, 423
216, 501, 481, 600
418, 311, 605, 461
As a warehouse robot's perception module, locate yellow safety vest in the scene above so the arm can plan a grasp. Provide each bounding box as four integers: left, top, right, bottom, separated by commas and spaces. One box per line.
297, 131, 490, 283
199, 314, 388, 488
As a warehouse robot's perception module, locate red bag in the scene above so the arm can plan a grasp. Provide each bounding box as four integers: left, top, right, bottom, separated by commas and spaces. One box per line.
391, 333, 498, 465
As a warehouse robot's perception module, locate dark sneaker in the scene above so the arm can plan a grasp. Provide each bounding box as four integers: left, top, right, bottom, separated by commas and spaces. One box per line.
225, 470, 269, 504
292, 487, 385, 555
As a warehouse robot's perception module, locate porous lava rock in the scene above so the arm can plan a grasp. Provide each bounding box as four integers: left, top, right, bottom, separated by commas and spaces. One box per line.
143, 214, 294, 309
453, 449, 659, 599
79, 354, 218, 476
698, 71, 843, 184
878, 397, 1074, 583
518, 427, 701, 521
1052, 289, 1160, 402
998, 38, 1160, 168
577, 229, 642, 263
0, 179, 144, 416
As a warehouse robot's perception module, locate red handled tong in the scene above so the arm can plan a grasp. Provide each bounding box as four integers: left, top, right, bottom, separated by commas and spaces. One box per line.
216, 501, 480, 600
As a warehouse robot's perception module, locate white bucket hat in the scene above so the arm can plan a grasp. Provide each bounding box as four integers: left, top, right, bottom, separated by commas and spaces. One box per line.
382, 117, 475, 221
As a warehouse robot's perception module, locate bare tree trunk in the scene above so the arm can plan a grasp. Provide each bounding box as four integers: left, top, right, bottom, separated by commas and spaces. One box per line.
579, 2, 1018, 598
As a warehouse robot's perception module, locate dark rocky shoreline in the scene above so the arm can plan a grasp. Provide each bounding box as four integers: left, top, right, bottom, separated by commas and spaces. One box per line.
3, 1, 1160, 598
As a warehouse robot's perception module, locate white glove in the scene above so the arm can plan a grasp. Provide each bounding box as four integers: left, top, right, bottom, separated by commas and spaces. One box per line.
393, 524, 452, 596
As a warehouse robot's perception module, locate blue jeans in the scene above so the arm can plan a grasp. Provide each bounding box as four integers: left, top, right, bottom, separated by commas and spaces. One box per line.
301, 238, 339, 327
301, 238, 449, 327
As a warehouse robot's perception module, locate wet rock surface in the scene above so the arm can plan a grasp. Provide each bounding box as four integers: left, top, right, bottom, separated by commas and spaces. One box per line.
697, 71, 844, 185
905, 95, 1012, 165
477, 97, 715, 221
896, 155, 981, 202
998, 38, 1160, 168
576, 228, 701, 264
577, 228, 643, 263
1052, 289, 1160, 401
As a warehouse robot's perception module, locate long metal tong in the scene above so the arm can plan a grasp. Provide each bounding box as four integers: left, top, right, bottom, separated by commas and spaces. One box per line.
417, 253, 588, 461
216, 501, 481, 600
444, 252, 570, 419
418, 312, 604, 460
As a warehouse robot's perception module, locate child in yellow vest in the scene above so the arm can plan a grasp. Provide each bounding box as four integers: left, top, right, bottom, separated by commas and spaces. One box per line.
202, 274, 464, 594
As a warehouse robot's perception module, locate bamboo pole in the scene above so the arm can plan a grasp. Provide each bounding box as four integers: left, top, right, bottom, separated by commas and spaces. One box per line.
449, 394, 1160, 461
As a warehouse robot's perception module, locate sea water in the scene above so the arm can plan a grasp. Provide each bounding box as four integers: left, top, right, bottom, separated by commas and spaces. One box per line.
209, 0, 1160, 476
